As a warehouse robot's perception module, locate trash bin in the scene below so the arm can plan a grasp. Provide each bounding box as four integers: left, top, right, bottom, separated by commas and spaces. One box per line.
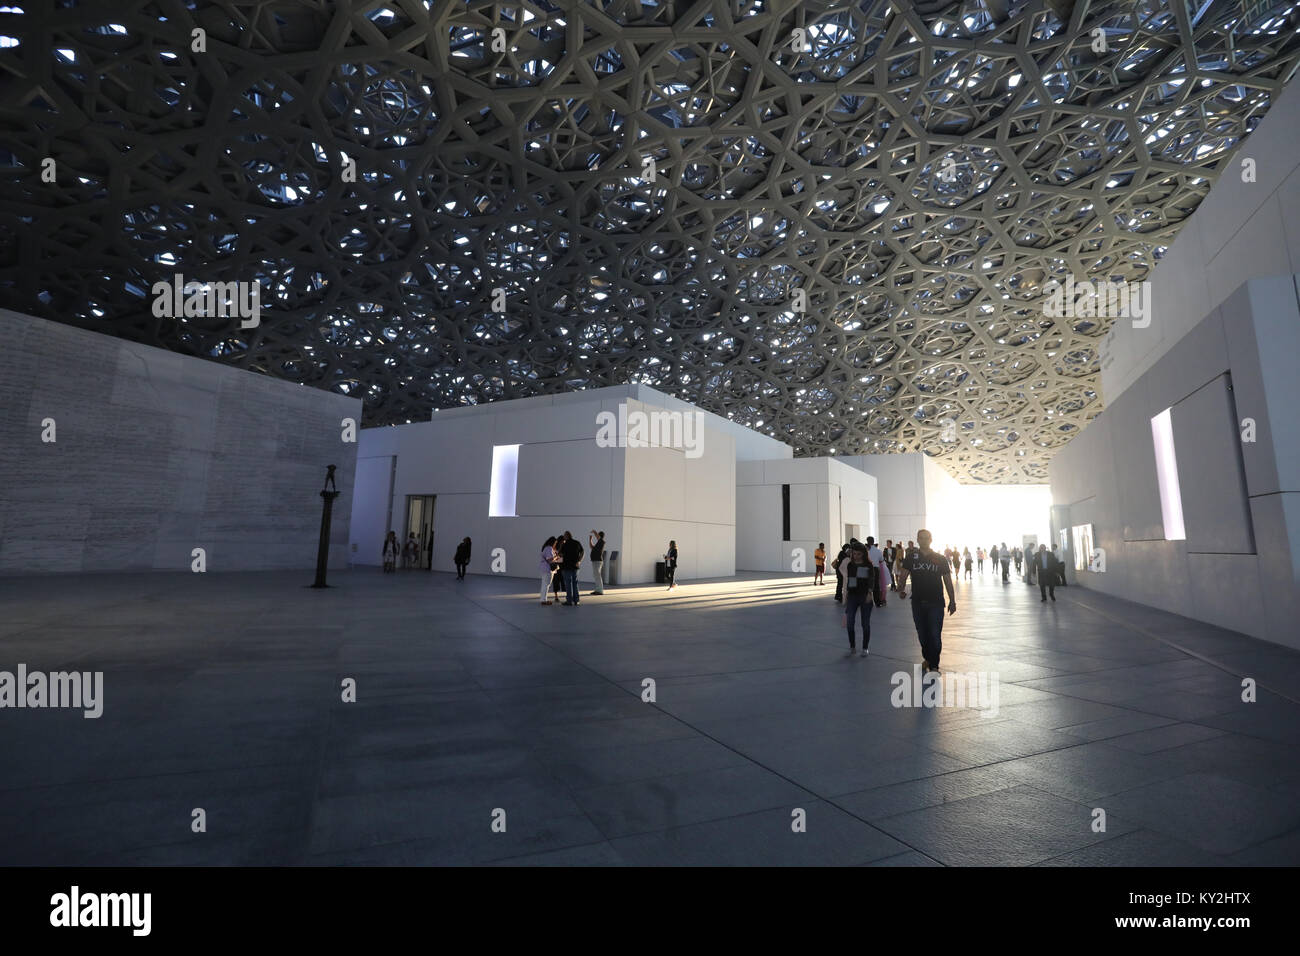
655, 560, 666, 584
607, 550, 619, 587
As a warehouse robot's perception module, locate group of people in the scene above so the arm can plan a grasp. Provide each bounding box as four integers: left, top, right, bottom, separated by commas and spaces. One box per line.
816, 530, 1071, 673
538, 531, 597, 606
817, 532, 957, 673
381, 530, 431, 572
381, 529, 686, 603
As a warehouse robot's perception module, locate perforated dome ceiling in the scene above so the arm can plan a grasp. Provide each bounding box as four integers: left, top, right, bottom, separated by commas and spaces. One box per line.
3, 0, 1299, 481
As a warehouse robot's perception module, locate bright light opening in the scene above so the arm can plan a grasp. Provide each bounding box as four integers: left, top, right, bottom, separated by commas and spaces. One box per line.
488, 444, 519, 517
1151, 408, 1185, 540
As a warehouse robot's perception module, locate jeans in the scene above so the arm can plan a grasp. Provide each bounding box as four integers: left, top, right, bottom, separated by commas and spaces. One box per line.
665, 566, 676, 587
1040, 578, 1056, 600
592, 558, 605, 594
1000, 560, 1010, 581
911, 600, 945, 669
561, 568, 579, 604
844, 592, 872, 649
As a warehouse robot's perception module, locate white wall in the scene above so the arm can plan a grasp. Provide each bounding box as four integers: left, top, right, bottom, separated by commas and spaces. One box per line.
1, 310, 361, 573
1051, 275, 1300, 650
1101, 71, 1300, 404
349, 386, 742, 584
624, 384, 791, 462
836, 454, 926, 546
619, 398, 736, 583
735, 457, 877, 572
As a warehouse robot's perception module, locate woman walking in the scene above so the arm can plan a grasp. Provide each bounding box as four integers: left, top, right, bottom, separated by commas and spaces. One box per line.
841, 540, 879, 657
963, 547, 973, 580
453, 537, 471, 580
664, 540, 678, 590
382, 531, 400, 573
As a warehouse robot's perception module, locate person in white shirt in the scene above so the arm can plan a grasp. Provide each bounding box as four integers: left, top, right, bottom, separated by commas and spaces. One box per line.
539, 536, 558, 605
866, 536, 892, 599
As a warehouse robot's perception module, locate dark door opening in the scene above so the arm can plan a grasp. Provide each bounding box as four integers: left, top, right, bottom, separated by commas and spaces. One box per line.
405, 495, 436, 570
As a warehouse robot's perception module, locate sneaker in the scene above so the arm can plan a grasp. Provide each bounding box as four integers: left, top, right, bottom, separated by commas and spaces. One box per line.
1041, 597, 1047, 602
846, 648, 856, 657
860, 649, 869, 657
1051, 594, 1056, 601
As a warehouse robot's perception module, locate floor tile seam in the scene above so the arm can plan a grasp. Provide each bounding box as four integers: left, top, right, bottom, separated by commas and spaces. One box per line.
1055, 592, 1300, 705
454, 591, 950, 856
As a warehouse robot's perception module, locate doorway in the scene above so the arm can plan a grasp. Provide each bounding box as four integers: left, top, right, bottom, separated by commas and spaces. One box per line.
844, 524, 860, 544
405, 495, 435, 570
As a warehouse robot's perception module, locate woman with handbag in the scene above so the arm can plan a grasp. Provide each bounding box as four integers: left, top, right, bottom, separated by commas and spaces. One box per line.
664, 540, 678, 590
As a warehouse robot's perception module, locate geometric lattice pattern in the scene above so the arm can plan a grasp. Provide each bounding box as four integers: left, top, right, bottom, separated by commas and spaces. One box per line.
3, 1, 1299, 481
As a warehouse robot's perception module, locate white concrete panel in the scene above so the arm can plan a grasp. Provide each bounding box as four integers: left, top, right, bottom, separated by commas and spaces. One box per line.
736, 484, 781, 571
514, 439, 616, 518
1105, 380, 1166, 542
1252, 277, 1300, 494
683, 429, 735, 525
1171, 376, 1254, 555
789, 484, 819, 541
1186, 553, 1262, 636
623, 443, 687, 522
1, 310, 361, 574
1205, 199, 1292, 311
349, 456, 394, 565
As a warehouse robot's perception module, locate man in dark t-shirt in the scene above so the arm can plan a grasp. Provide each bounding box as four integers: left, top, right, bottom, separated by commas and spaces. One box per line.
559, 531, 584, 606
896, 529, 957, 675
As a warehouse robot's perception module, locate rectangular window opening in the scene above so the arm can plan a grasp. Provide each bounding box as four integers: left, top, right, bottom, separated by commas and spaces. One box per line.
1150, 408, 1185, 541
782, 483, 790, 541
489, 444, 519, 517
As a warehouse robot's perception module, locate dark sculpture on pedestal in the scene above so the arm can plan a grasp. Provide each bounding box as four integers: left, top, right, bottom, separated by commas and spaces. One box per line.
311, 464, 340, 589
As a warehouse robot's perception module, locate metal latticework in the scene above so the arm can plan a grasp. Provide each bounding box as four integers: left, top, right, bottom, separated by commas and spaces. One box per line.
3, 1, 1299, 481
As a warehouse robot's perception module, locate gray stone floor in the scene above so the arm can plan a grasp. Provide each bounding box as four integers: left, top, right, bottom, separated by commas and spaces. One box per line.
2, 567, 1298, 866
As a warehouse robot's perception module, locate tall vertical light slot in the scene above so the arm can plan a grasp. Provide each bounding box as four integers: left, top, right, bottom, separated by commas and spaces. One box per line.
489, 444, 519, 517
1150, 408, 1185, 540
868, 501, 877, 540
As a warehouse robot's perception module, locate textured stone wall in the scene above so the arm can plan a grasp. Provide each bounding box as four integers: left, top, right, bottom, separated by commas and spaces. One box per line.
0, 309, 361, 573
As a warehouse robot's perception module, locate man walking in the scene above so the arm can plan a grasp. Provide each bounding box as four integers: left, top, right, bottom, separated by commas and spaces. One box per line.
1013, 545, 1023, 577
588, 530, 606, 595
896, 530, 957, 675
1036, 544, 1056, 602
559, 531, 584, 606
999, 542, 1011, 582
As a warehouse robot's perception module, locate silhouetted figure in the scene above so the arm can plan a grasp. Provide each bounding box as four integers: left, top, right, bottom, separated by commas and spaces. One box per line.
1037, 544, 1056, 602
454, 537, 471, 579
382, 531, 399, 573
897, 529, 957, 675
